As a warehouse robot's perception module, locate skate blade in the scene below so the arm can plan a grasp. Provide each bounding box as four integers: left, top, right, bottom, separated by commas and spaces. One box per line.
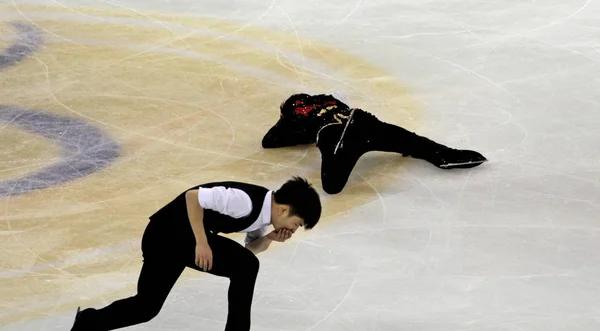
440, 159, 487, 169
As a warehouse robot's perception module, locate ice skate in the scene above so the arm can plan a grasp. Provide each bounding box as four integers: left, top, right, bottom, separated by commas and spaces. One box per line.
435, 149, 488, 169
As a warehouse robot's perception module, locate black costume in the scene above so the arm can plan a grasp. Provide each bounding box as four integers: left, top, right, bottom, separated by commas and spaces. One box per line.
262, 94, 487, 194
71, 181, 270, 331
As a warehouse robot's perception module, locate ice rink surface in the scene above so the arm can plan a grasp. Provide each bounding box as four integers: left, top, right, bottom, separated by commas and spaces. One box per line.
1, 0, 599, 330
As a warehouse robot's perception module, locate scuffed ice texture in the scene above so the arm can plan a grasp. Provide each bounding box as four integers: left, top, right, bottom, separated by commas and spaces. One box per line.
2, 0, 600, 330
0, 22, 120, 197
0, 106, 121, 197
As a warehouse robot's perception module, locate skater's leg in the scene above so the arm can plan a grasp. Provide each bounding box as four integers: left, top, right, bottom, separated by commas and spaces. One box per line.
72, 222, 187, 331
191, 234, 260, 331
330, 109, 487, 168
72, 258, 185, 331
364, 120, 487, 168
316, 109, 488, 194
316, 122, 364, 195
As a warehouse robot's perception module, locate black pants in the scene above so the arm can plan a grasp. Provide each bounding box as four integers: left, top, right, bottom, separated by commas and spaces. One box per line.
316, 110, 445, 194
316, 109, 487, 194
73, 222, 260, 331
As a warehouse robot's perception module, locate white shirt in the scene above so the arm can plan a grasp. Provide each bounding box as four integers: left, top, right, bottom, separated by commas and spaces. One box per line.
197, 186, 273, 244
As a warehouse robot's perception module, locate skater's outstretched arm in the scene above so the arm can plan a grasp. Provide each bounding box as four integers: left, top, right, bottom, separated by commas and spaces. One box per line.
261, 118, 317, 148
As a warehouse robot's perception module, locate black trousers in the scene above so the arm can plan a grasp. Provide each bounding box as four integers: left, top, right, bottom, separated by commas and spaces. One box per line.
73, 221, 260, 331
316, 110, 445, 194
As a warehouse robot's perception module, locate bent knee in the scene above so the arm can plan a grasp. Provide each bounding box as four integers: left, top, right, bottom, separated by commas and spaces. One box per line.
251, 254, 260, 270
138, 305, 162, 323
245, 252, 260, 274
133, 296, 165, 323
234, 251, 260, 278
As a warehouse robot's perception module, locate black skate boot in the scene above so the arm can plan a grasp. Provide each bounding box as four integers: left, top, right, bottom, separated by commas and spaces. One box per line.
428, 147, 487, 169
399, 133, 487, 169
351, 111, 487, 169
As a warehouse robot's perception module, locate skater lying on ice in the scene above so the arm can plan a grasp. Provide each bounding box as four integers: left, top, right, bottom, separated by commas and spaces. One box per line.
262, 93, 487, 194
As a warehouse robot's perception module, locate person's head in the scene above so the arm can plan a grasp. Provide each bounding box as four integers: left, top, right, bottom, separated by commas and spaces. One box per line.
271, 176, 322, 233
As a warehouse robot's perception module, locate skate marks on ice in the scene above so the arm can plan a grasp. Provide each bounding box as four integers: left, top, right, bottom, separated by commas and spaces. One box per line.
0, 106, 121, 198
0, 22, 121, 198
0, 22, 42, 69
0, 4, 421, 326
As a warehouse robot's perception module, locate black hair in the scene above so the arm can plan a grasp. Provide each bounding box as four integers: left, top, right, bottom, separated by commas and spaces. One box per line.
273, 176, 322, 229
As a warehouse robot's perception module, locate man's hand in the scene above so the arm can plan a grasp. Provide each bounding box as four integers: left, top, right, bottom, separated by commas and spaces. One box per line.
195, 241, 213, 271
267, 229, 293, 242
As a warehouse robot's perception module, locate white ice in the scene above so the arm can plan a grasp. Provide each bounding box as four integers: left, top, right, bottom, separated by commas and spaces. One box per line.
3, 0, 600, 330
